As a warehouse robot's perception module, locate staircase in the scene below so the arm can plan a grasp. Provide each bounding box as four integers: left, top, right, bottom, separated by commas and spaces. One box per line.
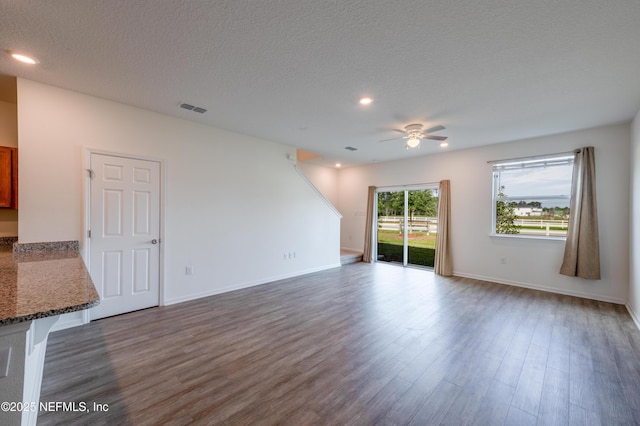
340, 249, 363, 265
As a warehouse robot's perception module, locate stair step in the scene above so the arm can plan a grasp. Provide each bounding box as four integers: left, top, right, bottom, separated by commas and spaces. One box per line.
340, 249, 363, 265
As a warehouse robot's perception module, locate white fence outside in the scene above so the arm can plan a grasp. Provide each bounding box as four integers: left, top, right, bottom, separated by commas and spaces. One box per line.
378, 216, 569, 237
378, 216, 438, 234
513, 219, 568, 236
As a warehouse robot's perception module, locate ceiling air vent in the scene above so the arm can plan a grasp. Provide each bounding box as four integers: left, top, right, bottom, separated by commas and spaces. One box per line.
345, 146, 358, 151
180, 103, 207, 114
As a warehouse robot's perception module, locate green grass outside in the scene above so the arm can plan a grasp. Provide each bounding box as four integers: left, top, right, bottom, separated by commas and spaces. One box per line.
377, 229, 436, 249
376, 242, 435, 267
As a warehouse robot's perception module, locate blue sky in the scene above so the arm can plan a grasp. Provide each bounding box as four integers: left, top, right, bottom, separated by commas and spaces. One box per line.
499, 164, 573, 207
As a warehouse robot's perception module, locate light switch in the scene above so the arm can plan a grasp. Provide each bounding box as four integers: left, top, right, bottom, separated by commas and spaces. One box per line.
0, 347, 11, 378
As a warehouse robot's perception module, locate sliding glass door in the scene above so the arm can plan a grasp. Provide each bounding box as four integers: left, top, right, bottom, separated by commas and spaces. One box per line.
376, 186, 438, 268
376, 190, 406, 265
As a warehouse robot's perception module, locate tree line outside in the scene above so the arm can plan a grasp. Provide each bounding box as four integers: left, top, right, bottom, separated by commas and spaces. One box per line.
377, 190, 438, 219
376, 187, 569, 237
512, 200, 570, 217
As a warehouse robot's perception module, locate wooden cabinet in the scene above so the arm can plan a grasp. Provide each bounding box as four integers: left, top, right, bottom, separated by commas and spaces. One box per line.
0, 146, 17, 209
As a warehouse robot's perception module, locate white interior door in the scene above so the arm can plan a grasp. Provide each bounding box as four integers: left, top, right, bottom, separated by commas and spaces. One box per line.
89, 153, 161, 320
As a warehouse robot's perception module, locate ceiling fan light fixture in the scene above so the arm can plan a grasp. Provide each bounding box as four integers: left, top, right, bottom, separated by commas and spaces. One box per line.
406, 135, 421, 149
380, 122, 447, 150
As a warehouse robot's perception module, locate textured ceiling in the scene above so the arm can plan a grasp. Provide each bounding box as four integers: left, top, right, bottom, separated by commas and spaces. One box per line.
1, 0, 639, 167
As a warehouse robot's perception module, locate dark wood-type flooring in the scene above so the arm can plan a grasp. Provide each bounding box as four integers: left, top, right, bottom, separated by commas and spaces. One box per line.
39, 263, 640, 425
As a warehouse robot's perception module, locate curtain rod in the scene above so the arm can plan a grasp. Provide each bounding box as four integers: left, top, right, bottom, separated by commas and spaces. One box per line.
374, 182, 440, 191
487, 149, 577, 165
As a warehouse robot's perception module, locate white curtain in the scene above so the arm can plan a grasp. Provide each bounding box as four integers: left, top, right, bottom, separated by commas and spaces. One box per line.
560, 147, 600, 279
434, 180, 452, 276
362, 186, 376, 263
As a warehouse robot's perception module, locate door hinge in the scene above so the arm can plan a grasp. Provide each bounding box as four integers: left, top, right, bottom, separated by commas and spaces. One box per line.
87, 169, 95, 179
88, 230, 92, 238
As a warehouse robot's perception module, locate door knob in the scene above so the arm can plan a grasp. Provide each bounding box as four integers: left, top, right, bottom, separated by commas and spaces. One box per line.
151, 239, 158, 244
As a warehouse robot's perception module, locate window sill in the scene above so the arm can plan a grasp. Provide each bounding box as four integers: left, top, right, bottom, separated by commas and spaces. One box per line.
489, 233, 566, 242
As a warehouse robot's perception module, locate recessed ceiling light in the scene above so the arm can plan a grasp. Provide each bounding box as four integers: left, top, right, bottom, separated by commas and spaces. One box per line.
8, 51, 39, 65
358, 97, 373, 106
440, 141, 449, 147
335, 163, 342, 168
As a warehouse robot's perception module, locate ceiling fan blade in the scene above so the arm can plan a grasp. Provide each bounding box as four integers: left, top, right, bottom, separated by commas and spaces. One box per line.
424, 135, 448, 141
379, 137, 402, 142
424, 125, 445, 134
392, 128, 406, 134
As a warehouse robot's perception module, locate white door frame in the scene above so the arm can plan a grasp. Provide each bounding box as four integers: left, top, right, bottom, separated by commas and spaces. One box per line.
82, 148, 166, 323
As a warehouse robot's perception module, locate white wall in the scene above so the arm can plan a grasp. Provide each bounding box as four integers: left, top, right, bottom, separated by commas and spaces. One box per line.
17, 79, 340, 305
297, 162, 339, 208
630, 110, 640, 325
0, 100, 18, 237
338, 124, 630, 303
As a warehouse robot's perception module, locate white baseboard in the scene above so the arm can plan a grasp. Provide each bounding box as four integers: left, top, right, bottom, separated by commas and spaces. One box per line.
164, 263, 342, 306
340, 246, 363, 252
626, 304, 640, 331
453, 271, 627, 305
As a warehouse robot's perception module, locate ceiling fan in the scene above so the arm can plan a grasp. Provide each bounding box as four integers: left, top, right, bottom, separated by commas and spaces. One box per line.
380, 123, 448, 149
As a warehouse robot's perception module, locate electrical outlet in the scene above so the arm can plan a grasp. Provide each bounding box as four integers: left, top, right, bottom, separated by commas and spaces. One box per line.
283, 253, 287, 260
185, 265, 194, 276
500, 257, 507, 265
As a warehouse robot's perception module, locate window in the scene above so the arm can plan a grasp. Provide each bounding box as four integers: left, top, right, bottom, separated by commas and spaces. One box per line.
491, 153, 574, 238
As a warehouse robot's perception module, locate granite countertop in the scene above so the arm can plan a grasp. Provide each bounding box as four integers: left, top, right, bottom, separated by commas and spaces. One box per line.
0, 246, 100, 326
